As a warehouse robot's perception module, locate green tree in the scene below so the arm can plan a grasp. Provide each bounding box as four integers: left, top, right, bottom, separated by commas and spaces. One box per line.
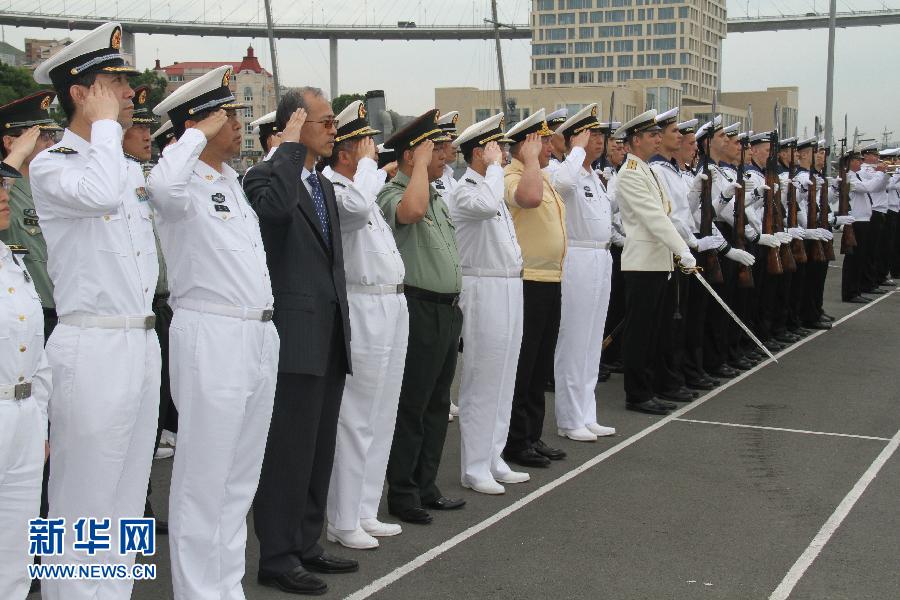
130, 69, 169, 112
0, 63, 45, 106
332, 93, 365, 115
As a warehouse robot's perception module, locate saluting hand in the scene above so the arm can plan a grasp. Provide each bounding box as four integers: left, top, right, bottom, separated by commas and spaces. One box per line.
381, 161, 399, 178
483, 141, 502, 166
281, 108, 307, 143
4, 126, 41, 168
521, 132, 542, 164
83, 82, 121, 124
411, 139, 434, 168
355, 136, 377, 163
194, 109, 228, 140
571, 129, 591, 150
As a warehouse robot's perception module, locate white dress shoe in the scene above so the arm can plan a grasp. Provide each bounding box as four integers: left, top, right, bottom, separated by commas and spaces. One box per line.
557, 427, 597, 442
585, 422, 616, 437
360, 518, 402, 537
326, 525, 379, 549
493, 470, 530, 484
154, 447, 174, 460
449, 402, 460, 417
461, 478, 506, 495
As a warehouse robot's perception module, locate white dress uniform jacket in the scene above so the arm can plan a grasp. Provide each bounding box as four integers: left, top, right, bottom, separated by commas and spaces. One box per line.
434, 163, 460, 199
847, 169, 888, 222
447, 164, 525, 484
616, 153, 689, 271
30, 121, 162, 600
148, 128, 279, 600
0, 244, 51, 600
549, 147, 615, 431
860, 163, 890, 214
325, 158, 409, 532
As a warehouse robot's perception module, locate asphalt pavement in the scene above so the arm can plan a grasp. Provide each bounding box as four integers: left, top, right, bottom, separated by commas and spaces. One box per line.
50, 264, 900, 600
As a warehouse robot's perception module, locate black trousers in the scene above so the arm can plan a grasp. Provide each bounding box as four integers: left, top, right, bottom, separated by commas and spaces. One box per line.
145, 297, 174, 519
842, 220, 872, 300
623, 271, 668, 404
386, 296, 462, 512
865, 214, 883, 291
752, 244, 782, 341
772, 266, 792, 335
892, 208, 900, 278
654, 269, 688, 393
506, 281, 560, 454
703, 244, 736, 371
801, 241, 830, 324
876, 210, 896, 282
38, 308, 58, 521
683, 250, 710, 382
254, 312, 347, 574
601, 246, 625, 365
787, 260, 806, 330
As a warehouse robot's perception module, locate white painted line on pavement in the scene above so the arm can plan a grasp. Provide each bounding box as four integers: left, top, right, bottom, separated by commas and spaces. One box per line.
674, 418, 892, 442
345, 291, 896, 600
769, 428, 900, 600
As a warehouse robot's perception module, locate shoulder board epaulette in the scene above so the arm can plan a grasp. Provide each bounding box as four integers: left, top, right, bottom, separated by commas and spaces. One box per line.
331, 181, 347, 188
7, 244, 29, 255
47, 147, 77, 155
626, 159, 637, 170
465, 178, 477, 185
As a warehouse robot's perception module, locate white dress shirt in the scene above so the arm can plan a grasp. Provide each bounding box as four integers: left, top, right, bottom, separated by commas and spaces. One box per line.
549, 146, 612, 244
848, 169, 888, 222
650, 155, 695, 244
0, 243, 52, 435
860, 163, 890, 213
30, 121, 158, 317
147, 128, 273, 309
326, 157, 405, 286
434, 163, 460, 198
447, 164, 523, 275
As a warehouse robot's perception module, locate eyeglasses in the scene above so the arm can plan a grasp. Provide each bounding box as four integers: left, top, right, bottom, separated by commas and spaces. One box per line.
1, 179, 13, 191
307, 117, 338, 129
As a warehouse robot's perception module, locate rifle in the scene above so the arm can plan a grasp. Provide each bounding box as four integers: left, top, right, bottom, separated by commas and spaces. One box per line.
806, 120, 826, 262
786, 143, 808, 263
733, 133, 754, 288
762, 128, 784, 274
818, 141, 836, 261
771, 105, 797, 272
837, 114, 857, 253
699, 100, 723, 283
598, 91, 615, 181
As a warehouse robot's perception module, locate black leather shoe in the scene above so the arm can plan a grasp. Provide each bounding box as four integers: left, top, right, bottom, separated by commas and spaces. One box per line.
685, 378, 715, 391
388, 506, 433, 524
626, 400, 671, 415
597, 366, 610, 382
601, 360, 624, 373
657, 388, 693, 402
802, 320, 832, 330
707, 365, 738, 379
301, 552, 359, 574
791, 327, 813, 336
652, 397, 678, 410
865, 287, 887, 294
821, 312, 835, 321
683, 387, 700, 398
503, 448, 551, 468
533, 439, 566, 460
154, 519, 168, 535
728, 359, 754, 371
425, 496, 466, 510
764, 340, 785, 352
258, 566, 327, 595
774, 333, 800, 344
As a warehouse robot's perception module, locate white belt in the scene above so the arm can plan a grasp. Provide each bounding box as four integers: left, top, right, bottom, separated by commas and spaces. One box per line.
59, 314, 156, 329
346, 283, 405, 295
461, 267, 523, 278
0, 382, 32, 400
568, 240, 611, 249
175, 298, 274, 322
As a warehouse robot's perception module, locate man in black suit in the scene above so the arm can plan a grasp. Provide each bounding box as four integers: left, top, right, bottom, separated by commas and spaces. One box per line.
245, 87, 356, 596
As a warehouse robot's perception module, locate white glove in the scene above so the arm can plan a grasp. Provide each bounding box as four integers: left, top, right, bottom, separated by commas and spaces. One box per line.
602, 167, 615, 181
787, 227, 804, 240
835, 215, 855, 226
798, 228, 815, 240
677, 250, 697, 270
720, 180, 739, 200
775, 231, 793, 245
827, 176, 841, 187
757, 233, 780, 248
816, 228, 834, 241
745, 182, 770, 197
691, 172, 708, 193
848, 179, 862, 193
697, 233, 726, 253
725, 248, 755, 266
611, 231, 625, 248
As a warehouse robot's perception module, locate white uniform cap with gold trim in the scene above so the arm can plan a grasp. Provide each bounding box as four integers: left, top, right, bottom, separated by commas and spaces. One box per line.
654, 107, 680, 128
452, 112, 512, 150
677, 118, 699, 134
614, 109, 660, 140
505, 108, 553, 143
437, 110, 460, 138
153, 65, 246, 135
334, 100, 380, 143
796, 137, 817, 150
33, 21, 138, 89
859, 141, 879, 154
557, 103, 601, 138
722, 122, 741, 137
546, 108, 568, 129
250, 110, 277, 136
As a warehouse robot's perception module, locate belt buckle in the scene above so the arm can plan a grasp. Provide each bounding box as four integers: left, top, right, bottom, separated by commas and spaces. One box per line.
143, 315, 156, 329
261, 309, 274, 322
14, 382, 31, 400
451, 295, 460, 308
396, 284, 404, 294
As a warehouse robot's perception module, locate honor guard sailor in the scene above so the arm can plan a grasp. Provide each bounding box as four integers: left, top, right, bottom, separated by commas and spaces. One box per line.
149, 65, 280, 600
323, 100, 408, 549
29, 21, 162, 600
549, 103, 617, 441
446, 113, 530, 494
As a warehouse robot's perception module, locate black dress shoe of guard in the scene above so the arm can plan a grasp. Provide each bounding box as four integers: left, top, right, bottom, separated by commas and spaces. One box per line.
844, 295, 869, 304
803, 320, 832, 330
388, 506, 433, 524
683, 387, 700, 398
707, 365, 739, 379
601, 360, 624, 373
728, 359, 754, 371
774, 333, 800, 344
793, 327, 813, 336
685, 378, 715, 391
533, 439, 567, 460
764, 340, 785, 351
821, 313, 835, 321
258, 566, 327, 595
503, 448, 551, 468
425, 496, 466, 510
652, 397, 678, 410
865, 287, 887, 294
657, 388, 694, 402
597, 366, 611, 382
626, 400, 671, 415
302, 552, 359, 574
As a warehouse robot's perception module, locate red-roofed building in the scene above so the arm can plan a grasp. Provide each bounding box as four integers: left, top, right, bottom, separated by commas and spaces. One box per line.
154, 45, 276, 167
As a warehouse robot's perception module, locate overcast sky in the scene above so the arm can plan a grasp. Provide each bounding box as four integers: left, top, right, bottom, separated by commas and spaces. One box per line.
2, 0, 898, 145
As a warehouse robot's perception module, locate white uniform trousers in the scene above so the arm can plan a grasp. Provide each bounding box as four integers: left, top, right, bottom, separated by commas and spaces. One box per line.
554, 247, 613, 430
42, 325, 161, 600
327, 292, 408, 530
458, 275, 524, 483
0, 396, 43, 600
167, 308, 279, 600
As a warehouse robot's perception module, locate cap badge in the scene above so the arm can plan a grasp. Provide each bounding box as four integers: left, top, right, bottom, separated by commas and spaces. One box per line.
358, 104, 366, 119
138, 89, 148, 105
110, 27, 122, 50
40, 96, 51, 111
